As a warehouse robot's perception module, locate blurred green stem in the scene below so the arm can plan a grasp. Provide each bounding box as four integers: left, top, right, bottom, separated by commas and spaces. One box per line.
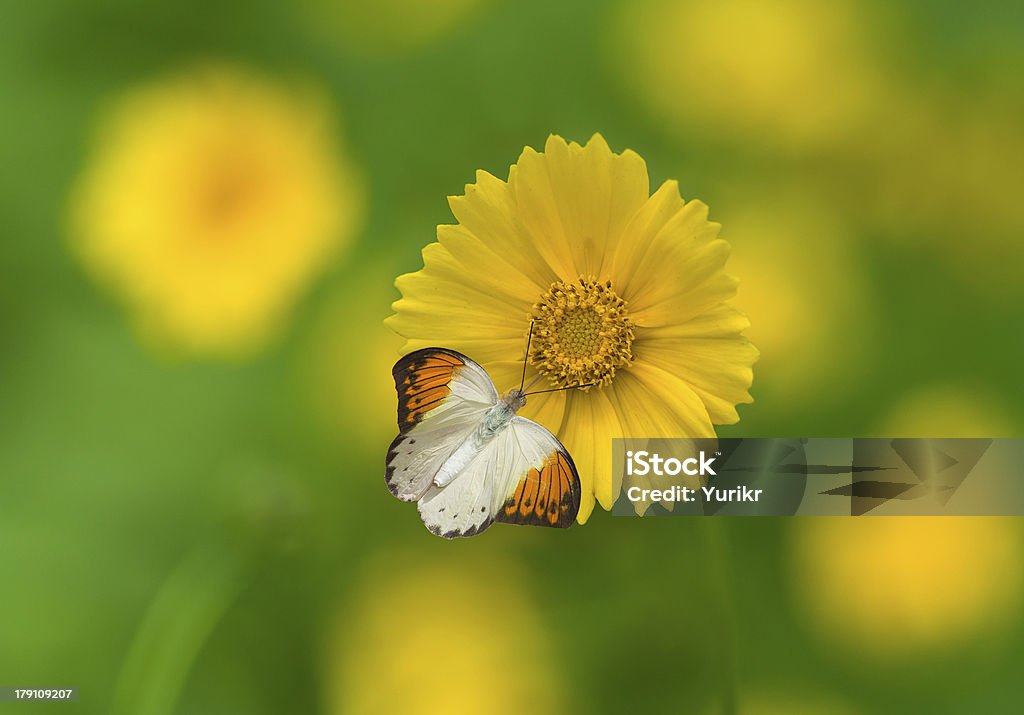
111, 543, 249, 715
703, 518, 739, 715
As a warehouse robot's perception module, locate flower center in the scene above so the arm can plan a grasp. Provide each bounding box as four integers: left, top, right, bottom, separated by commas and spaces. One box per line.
529, 277, 635, 389
194, 150, 266, 232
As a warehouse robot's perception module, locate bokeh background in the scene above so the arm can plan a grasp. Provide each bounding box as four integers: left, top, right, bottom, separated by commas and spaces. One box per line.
2, 0, 1024, 712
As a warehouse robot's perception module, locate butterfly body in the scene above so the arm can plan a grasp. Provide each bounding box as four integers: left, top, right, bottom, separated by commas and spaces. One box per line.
434, 389, 526, 488
387, 349, 580, 538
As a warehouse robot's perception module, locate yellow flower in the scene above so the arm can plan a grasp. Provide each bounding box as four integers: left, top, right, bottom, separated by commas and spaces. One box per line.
68, 66, 362, 358
716, 184, 872, 406
324, 550, 565, 715
386, 134, 757, 522
609, 0, 881, 149
791, 387, 1024, 658
790, 517, 1023, 658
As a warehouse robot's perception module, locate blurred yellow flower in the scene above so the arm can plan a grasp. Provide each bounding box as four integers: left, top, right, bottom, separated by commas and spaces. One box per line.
69, 66, 362, 358
791, 517, 1023, 658
303, 0, 486, 57
717, 186, 872, 406
790, 387, 1024, 658
387, 134, 757, 522
609, 0, 881, 149
324, 551, 565, 715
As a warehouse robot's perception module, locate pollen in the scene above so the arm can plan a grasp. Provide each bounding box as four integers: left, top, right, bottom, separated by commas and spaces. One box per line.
529, 277, 635, 389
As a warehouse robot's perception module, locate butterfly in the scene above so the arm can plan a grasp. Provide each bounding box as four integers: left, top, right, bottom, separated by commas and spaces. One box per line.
386, 326, 585, 538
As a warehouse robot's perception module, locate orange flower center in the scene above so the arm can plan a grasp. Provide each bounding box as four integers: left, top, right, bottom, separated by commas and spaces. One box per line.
529, 277, 635, 389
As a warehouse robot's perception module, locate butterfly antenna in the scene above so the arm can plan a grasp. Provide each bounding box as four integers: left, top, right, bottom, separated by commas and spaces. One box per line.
524, 382, 596, 396
518, 319, 535, 392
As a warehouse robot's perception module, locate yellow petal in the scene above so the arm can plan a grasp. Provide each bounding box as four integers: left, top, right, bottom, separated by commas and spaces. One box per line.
633, 335, 758, 424
638, 302, 750, 339
480, 359, 543, 396
576, 482, 597, 524
519, 387, 568, 436
632, 271, 739, 328
387, 239, 529, 348
540, 134, 650, 277
596, 364, 715, 516
622, 208, 731, 317
385, 289, 518, 344
630, 232, 728, 308
557, 389, 623, 518
611, 192, 714, 301
435, 224, 544, 305
512, 134, 650, 281
510, 141, 579, 280
609, 362, 715, 438
447, 170, 560, 289
404, 240, 532, 317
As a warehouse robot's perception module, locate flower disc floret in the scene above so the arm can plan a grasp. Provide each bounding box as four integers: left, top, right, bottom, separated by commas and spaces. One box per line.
530, 277, 634, 389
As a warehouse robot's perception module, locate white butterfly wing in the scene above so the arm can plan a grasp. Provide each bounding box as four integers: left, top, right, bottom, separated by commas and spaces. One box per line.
417, 415, 581, 538
386, 348, 498, 502
416, 449, 499, 538
493, 417, 581, 528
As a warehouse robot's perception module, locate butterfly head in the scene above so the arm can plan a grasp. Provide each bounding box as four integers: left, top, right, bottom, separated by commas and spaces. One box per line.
501, 388, 527, 412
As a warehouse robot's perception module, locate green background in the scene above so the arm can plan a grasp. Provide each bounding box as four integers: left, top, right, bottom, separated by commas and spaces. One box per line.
2, 0, 1023, 712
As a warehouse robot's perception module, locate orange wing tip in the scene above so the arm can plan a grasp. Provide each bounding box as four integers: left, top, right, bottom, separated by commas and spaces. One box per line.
499, 450, 581, 528
392, 348, 469, 431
